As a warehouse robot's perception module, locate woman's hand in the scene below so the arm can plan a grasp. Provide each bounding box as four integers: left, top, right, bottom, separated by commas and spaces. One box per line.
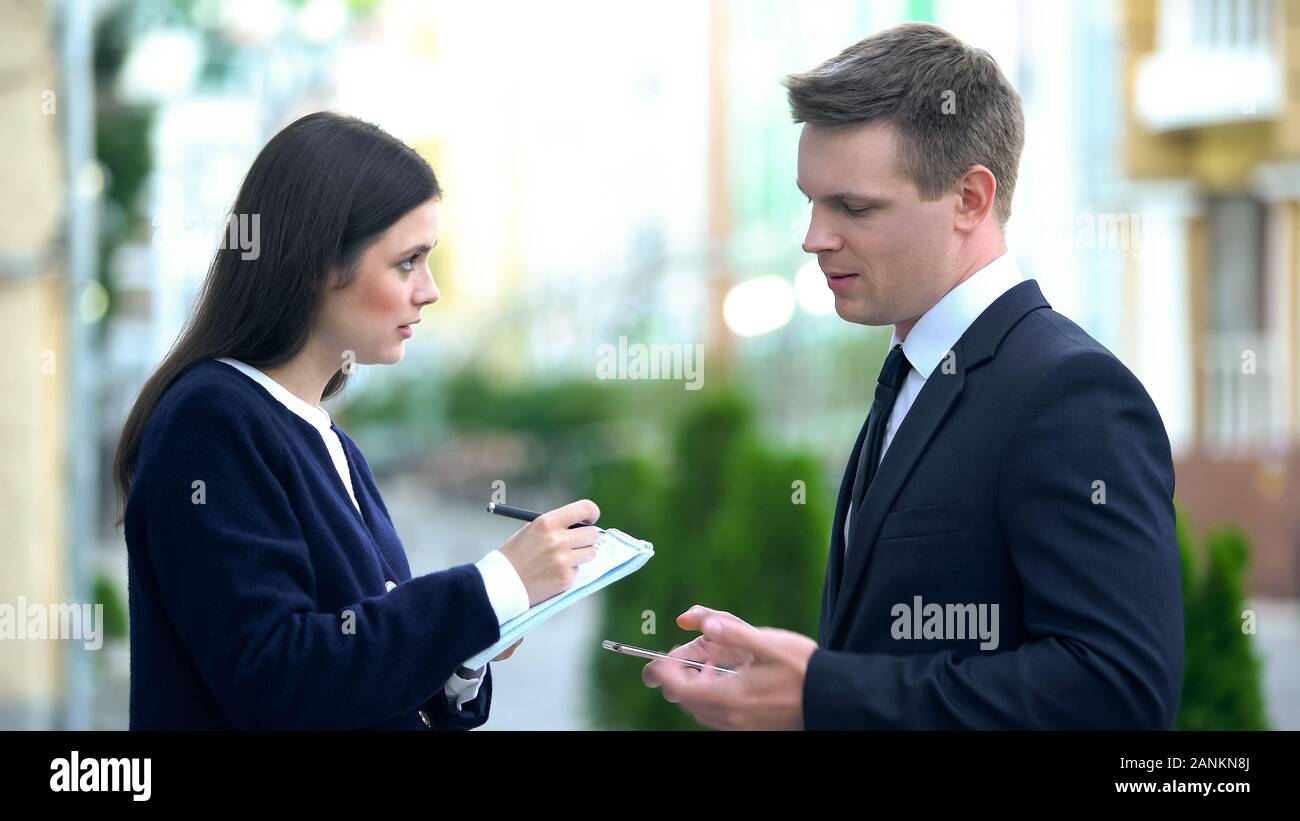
498, 499, 601, 607
455, 638, 520, 678
492, 638, 523, 662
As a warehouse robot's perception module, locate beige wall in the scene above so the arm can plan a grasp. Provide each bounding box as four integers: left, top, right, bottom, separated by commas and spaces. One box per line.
0, 0, 69, 728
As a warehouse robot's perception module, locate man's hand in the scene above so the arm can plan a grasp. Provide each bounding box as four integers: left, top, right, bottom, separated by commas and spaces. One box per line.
643, 605, 818, 730
642, 606, 755, 689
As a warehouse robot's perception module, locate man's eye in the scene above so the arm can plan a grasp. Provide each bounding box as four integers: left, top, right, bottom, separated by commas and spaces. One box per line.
844, 204, 874, 216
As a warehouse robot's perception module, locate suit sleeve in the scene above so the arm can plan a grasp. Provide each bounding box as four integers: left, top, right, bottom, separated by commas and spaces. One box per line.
140, 392, 501, 729
420, 666, 494, 730
803, 351, 1184, 730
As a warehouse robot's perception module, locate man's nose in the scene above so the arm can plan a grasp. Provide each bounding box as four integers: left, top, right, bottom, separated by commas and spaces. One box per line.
802, 214, 840, 255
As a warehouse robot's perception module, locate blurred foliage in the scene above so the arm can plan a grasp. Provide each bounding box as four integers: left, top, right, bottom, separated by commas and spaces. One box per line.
1176, 513, 1269, 730
95, 103, 154, 325
339, 364, 700, 480
348, 364, 832, 729
90, 0, 389, 329
337, 346, 1272, 730
92, 572, 128, 641
445, 370, 621, 442
96, 105, 153, 223
587, 389, 830, 730
93, 5, 156, 334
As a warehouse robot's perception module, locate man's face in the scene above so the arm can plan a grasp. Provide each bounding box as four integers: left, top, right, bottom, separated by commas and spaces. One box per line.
797, 121, 960, 328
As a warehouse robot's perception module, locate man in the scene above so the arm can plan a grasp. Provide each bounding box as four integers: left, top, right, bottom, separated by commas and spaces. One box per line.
643, 22, 1184, 730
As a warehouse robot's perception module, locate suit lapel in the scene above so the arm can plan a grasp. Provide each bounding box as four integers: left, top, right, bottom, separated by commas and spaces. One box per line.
819, 411, 871, 644
829, 356, 965, 646
825, 279, 1052, 648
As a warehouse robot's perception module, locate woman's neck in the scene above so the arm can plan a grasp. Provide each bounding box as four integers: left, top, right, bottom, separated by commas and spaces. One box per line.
260, 342, 340, 408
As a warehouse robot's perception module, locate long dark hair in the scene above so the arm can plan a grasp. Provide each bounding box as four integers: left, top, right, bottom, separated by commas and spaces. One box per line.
112, 111, 441, 525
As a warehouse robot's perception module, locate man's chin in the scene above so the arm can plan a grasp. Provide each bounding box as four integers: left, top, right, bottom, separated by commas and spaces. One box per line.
833, 296, 892, 327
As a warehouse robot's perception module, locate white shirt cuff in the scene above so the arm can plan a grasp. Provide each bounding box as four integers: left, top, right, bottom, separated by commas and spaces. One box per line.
474, 549, 530, 625
447, 551, 527, 710
444, 666, 486, 710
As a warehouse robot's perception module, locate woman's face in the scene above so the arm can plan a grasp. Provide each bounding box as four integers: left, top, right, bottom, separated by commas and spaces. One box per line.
317, 198, 441, 367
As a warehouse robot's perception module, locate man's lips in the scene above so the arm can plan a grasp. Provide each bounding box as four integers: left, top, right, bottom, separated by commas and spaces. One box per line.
824, 271, 859, 292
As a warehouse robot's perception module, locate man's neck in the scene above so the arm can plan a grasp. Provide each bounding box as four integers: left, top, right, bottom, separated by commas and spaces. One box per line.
893, 242, 1007, 343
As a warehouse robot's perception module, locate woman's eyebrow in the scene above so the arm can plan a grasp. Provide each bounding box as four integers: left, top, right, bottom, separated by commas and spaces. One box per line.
395, 240, 437, 258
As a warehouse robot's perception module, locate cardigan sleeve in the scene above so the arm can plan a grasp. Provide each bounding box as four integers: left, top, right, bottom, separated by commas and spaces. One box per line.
136, 387, 501, 729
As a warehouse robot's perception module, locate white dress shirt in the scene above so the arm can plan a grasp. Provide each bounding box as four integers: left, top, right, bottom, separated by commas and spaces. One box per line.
844, 252, 1024, 546
217, 358, 530, 710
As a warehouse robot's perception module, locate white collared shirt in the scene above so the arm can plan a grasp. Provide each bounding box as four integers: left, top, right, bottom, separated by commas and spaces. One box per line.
216, 357, 530, 710
845, 252, 1024, 547
217, 357, 361, 512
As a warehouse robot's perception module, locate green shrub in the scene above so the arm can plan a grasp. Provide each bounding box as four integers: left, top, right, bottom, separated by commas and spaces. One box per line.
92, 572, 128, 641
588, 389, 829, 729
590, 443, 1273, 730
1176, 514, 1269, 729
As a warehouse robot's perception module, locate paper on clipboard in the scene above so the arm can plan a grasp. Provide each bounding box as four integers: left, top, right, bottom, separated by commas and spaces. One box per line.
462, 527, 654, 670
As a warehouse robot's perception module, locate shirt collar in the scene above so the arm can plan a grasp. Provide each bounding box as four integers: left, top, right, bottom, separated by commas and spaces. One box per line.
889, 251, 1024, 380
216, 357, 333, 433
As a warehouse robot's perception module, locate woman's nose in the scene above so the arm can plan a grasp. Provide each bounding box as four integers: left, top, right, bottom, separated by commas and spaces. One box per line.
416, 271, 440, 306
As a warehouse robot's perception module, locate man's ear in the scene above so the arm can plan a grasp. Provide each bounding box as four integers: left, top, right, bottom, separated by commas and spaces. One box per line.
953, 164, 998, 231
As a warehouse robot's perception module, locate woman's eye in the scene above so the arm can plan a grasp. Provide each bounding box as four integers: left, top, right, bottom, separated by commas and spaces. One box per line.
399, 254, 419, 272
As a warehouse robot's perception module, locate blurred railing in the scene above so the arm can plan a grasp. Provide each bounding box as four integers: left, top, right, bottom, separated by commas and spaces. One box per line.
1200, 330, 1282, 454
1135, 0, 1280, 130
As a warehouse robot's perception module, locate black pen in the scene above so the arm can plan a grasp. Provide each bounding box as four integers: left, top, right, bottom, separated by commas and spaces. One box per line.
486, 502, 603, 531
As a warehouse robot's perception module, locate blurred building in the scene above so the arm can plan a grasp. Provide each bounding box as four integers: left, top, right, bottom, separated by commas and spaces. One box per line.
0, 0, 85, 729
1125, 0, 1300, 597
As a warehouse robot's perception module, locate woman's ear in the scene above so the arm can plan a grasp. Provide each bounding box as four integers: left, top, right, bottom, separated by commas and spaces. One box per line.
327, 260, 359, 291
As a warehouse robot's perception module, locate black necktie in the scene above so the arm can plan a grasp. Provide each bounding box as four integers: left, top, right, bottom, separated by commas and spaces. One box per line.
848, 344, 912, 519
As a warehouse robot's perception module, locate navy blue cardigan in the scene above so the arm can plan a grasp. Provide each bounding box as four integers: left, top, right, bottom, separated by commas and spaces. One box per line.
125, 359, 500, 730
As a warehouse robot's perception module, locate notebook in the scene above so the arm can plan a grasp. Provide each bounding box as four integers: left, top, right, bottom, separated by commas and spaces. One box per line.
463, 527, 655, 669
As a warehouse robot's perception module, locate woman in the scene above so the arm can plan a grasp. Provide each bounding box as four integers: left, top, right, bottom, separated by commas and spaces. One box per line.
113, 111, 600, 730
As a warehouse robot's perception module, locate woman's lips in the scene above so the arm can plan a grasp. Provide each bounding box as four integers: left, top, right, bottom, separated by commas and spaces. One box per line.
398, 325, 413, 338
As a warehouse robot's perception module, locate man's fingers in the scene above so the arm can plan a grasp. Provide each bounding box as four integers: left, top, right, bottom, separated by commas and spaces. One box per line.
642, 662, 660, 689
644, 643, 691, 688
677, 605, 741, 631
658, 663, 737, 713
660, 640, 699, 660
655, 663, 701, 705
645, 655, 706, 698
700, 616, 767, 658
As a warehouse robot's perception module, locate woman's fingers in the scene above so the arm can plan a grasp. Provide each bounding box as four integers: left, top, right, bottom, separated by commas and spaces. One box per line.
543, 499, 601, 529
492, 638, 524, 661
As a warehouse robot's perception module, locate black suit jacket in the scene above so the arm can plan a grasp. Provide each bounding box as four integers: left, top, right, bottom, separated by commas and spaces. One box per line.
803, 279, 1184, 730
